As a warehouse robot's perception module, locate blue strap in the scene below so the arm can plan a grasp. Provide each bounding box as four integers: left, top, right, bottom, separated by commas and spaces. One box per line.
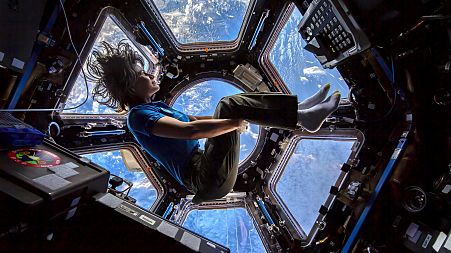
162, 202, 174, 219
138, 21, 165, 57
8, 3, 61, 109
257, 198, 275, 225
341, 130, 410, 253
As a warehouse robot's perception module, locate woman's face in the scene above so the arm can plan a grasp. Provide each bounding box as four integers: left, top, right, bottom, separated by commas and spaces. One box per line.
133, 66, 160, 101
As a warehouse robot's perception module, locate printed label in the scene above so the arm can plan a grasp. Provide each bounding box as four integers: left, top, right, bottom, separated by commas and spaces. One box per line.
422, 234, 432, 248
139, 215, 156, 225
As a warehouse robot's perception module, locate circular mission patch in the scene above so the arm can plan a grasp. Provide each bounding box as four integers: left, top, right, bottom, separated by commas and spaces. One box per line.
8, 148, 61, 168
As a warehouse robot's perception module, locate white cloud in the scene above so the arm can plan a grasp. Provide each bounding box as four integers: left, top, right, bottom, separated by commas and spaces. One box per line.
300, 77, 309, 82
153, 0, 167, 9
303, 66, 326, 76
244, 125, 259, 140
111, 154, 122, 160
133, 181, 153, 189
305, 154, 316, 161
193, 2, 203, 12
179, 84, 214, 115
92, 101, 99, 114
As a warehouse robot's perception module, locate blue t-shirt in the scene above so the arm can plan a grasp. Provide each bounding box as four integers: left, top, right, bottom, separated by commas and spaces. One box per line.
127, 101, 200, 186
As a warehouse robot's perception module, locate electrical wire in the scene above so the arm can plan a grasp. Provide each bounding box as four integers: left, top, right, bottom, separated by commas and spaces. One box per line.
0, 0, 90, 112
57, 0, 90, 111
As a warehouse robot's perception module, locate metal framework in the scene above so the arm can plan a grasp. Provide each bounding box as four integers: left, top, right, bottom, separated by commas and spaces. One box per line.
266, 128, 365, 246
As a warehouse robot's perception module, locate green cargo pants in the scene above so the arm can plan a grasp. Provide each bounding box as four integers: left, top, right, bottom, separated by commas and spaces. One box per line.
183, 92, 298, 203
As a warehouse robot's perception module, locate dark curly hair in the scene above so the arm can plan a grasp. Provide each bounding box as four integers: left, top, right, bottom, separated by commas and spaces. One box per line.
87, 40, 145, 112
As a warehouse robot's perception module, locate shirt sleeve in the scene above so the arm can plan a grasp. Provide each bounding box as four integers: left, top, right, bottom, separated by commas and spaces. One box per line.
128, 108, 165, 136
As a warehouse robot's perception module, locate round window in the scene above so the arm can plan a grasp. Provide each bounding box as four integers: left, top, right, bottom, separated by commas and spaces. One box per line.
172, 80, 259, 163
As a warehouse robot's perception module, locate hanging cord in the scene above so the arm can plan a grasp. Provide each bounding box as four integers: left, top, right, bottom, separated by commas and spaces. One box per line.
351, 54, 398, 123
0, 0, 89, 112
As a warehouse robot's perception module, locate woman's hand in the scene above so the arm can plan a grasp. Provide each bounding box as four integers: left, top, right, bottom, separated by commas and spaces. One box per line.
236, 120, 249, 134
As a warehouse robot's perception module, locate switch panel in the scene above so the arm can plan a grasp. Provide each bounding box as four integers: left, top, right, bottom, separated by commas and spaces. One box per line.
298, 0, 370, 68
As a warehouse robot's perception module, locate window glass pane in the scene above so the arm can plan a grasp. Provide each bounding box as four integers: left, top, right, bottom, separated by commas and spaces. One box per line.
82, 150, 157, 209
64, 16, 150, 114
269, 7, 349, 101
275, 139, 355, 233
183, 207, 266, 253
151, 0, 251, 44
172, 80, 259, 163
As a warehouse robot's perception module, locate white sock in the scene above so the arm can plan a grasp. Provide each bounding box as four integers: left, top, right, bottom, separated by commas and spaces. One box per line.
298, 83, 331, 110
297, 91, 341, 133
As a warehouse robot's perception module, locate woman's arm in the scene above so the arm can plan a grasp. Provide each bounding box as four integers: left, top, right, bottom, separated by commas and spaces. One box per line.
188, 115, 213, 121
152, 116, 242, 139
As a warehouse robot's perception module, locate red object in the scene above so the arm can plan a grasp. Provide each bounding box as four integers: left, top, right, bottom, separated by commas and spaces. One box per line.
8, 148, 61, 168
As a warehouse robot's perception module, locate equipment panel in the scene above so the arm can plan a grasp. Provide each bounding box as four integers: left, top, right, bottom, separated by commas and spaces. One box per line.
0, 138, 109, 241
0, 139, 109, 200
298, 0, 370, 68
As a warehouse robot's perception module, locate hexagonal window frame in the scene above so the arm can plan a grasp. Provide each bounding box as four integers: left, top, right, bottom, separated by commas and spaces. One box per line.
143, 0, 256, 52
74, 142, 165, 211
266, 128, 364, 244
170, 192, 268, 252
259, 2, 350, 102
59, 7, 158, 118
